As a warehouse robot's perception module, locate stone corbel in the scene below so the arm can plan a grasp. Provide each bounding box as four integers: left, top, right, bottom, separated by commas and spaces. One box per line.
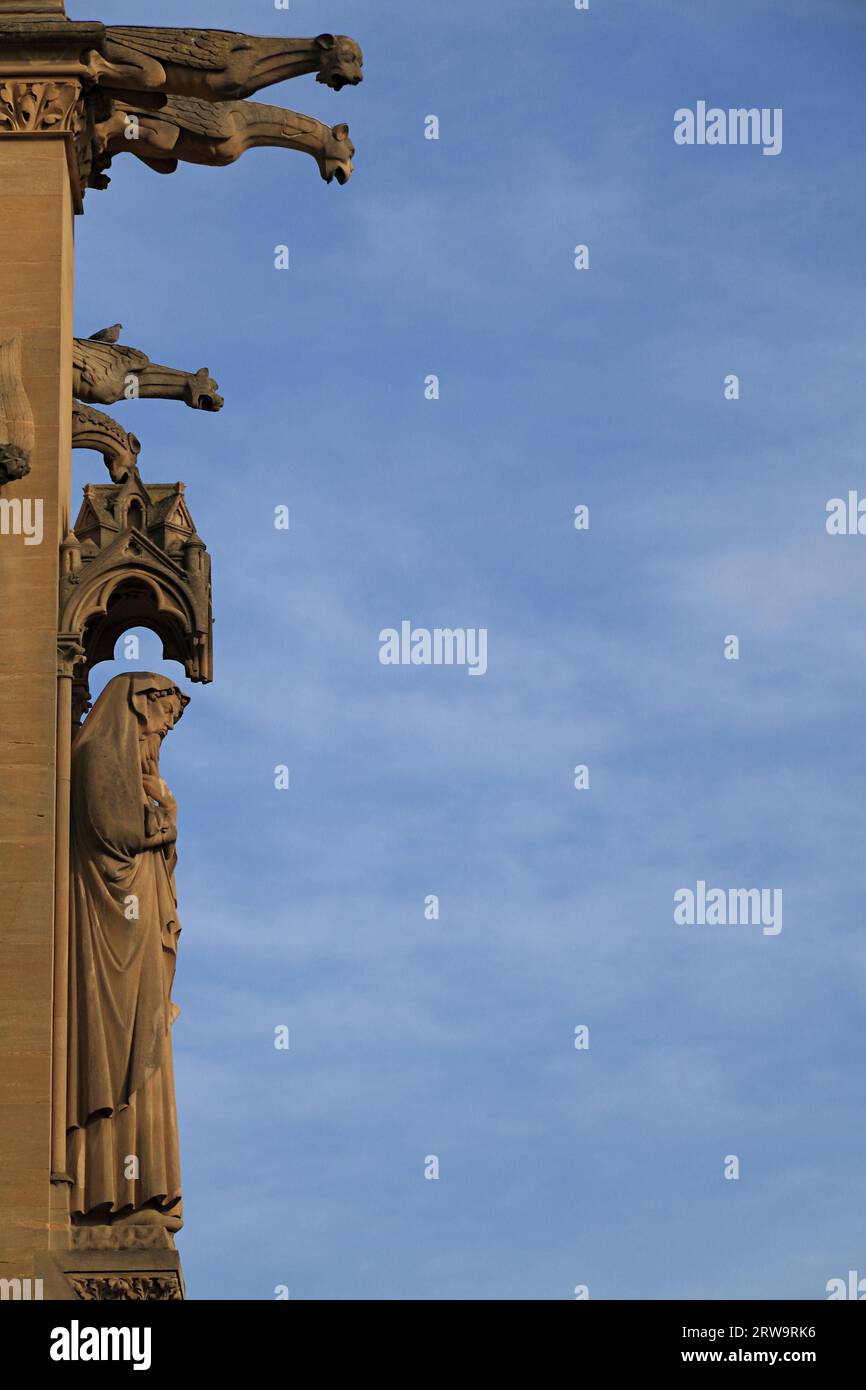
56, 631, 85, 680
71, 401, 140, 482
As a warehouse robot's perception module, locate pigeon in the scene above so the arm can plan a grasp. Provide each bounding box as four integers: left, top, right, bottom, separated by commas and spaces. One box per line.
88, 324, 123, 344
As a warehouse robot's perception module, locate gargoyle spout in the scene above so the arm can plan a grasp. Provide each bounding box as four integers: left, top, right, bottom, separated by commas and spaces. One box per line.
88, 27, 363, 103
266, 109, 355, 185
91, 97, 355, 187
73, 338, 223, 411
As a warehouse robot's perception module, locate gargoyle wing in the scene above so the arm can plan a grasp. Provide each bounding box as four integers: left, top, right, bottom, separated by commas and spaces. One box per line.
153, 96, 242, 137
105, 27, 253, 71
73, 339, 150, 390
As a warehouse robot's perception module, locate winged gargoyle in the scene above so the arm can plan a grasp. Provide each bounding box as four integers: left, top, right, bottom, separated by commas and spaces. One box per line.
90, 96, 354, 187
72, 402, 141, 484
73, 337, 223, 411
86, 28, 363, 101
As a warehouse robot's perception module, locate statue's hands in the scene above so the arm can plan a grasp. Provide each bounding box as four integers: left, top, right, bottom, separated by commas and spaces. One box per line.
142, 774, 176, 811
142, 775, 177, 849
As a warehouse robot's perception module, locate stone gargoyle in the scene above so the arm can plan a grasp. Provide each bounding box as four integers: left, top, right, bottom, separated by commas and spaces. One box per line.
72, 402, 141, 484
86, 28, 363, 102
90, 96, 354, 187
74, 337, 223, 412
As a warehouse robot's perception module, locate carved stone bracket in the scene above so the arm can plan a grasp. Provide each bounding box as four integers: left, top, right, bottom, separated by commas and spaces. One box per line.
56, 631, 85, 679
72, 401, 140, 482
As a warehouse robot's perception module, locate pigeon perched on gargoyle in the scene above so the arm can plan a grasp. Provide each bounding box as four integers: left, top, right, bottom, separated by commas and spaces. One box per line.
88, 324, 123, 344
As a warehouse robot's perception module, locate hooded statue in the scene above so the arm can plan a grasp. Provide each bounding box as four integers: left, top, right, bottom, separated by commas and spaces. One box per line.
66, 671, 190, 1247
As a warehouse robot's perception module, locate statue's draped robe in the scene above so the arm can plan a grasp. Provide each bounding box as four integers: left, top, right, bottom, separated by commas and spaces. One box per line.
67, 674, 182, 1226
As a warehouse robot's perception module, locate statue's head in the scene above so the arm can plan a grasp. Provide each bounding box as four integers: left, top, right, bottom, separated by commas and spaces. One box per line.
316, 122, 355, 185
315, 34, 364, 91
126, 675, 190, 774
139, 684, 189, 741
72, 673, 191, 815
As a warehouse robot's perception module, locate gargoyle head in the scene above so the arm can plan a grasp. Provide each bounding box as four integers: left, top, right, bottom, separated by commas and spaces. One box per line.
316, 122, 355, 185
186, 368, 224, 413
315, 35, 364, 91
0, 444, 31, 486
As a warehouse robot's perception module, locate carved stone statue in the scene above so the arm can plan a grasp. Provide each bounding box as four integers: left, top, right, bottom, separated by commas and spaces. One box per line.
0, 330, 34, 484
87, 28, 363, 101
74, 336, 223, 411
72, 401, 140, 482
67, 672, 189, 1250
91, 96, 354, 186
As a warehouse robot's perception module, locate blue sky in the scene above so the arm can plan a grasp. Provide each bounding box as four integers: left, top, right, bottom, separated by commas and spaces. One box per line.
71, 0, 866, 1298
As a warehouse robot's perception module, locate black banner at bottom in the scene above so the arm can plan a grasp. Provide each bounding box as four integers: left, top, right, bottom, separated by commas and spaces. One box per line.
1, 1296, 861, 1375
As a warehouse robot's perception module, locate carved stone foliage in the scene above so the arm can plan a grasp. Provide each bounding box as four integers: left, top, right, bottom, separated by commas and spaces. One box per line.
70, 1275, 183, 1301
87, 27, 363, 101
0, 77, 77, 131
73, 336, 223, 411
92, 94, 354, 186
57, 632, 86, 680
0, 331, 34, 485
59, 471, 213, 692
72, 401, 140, 483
